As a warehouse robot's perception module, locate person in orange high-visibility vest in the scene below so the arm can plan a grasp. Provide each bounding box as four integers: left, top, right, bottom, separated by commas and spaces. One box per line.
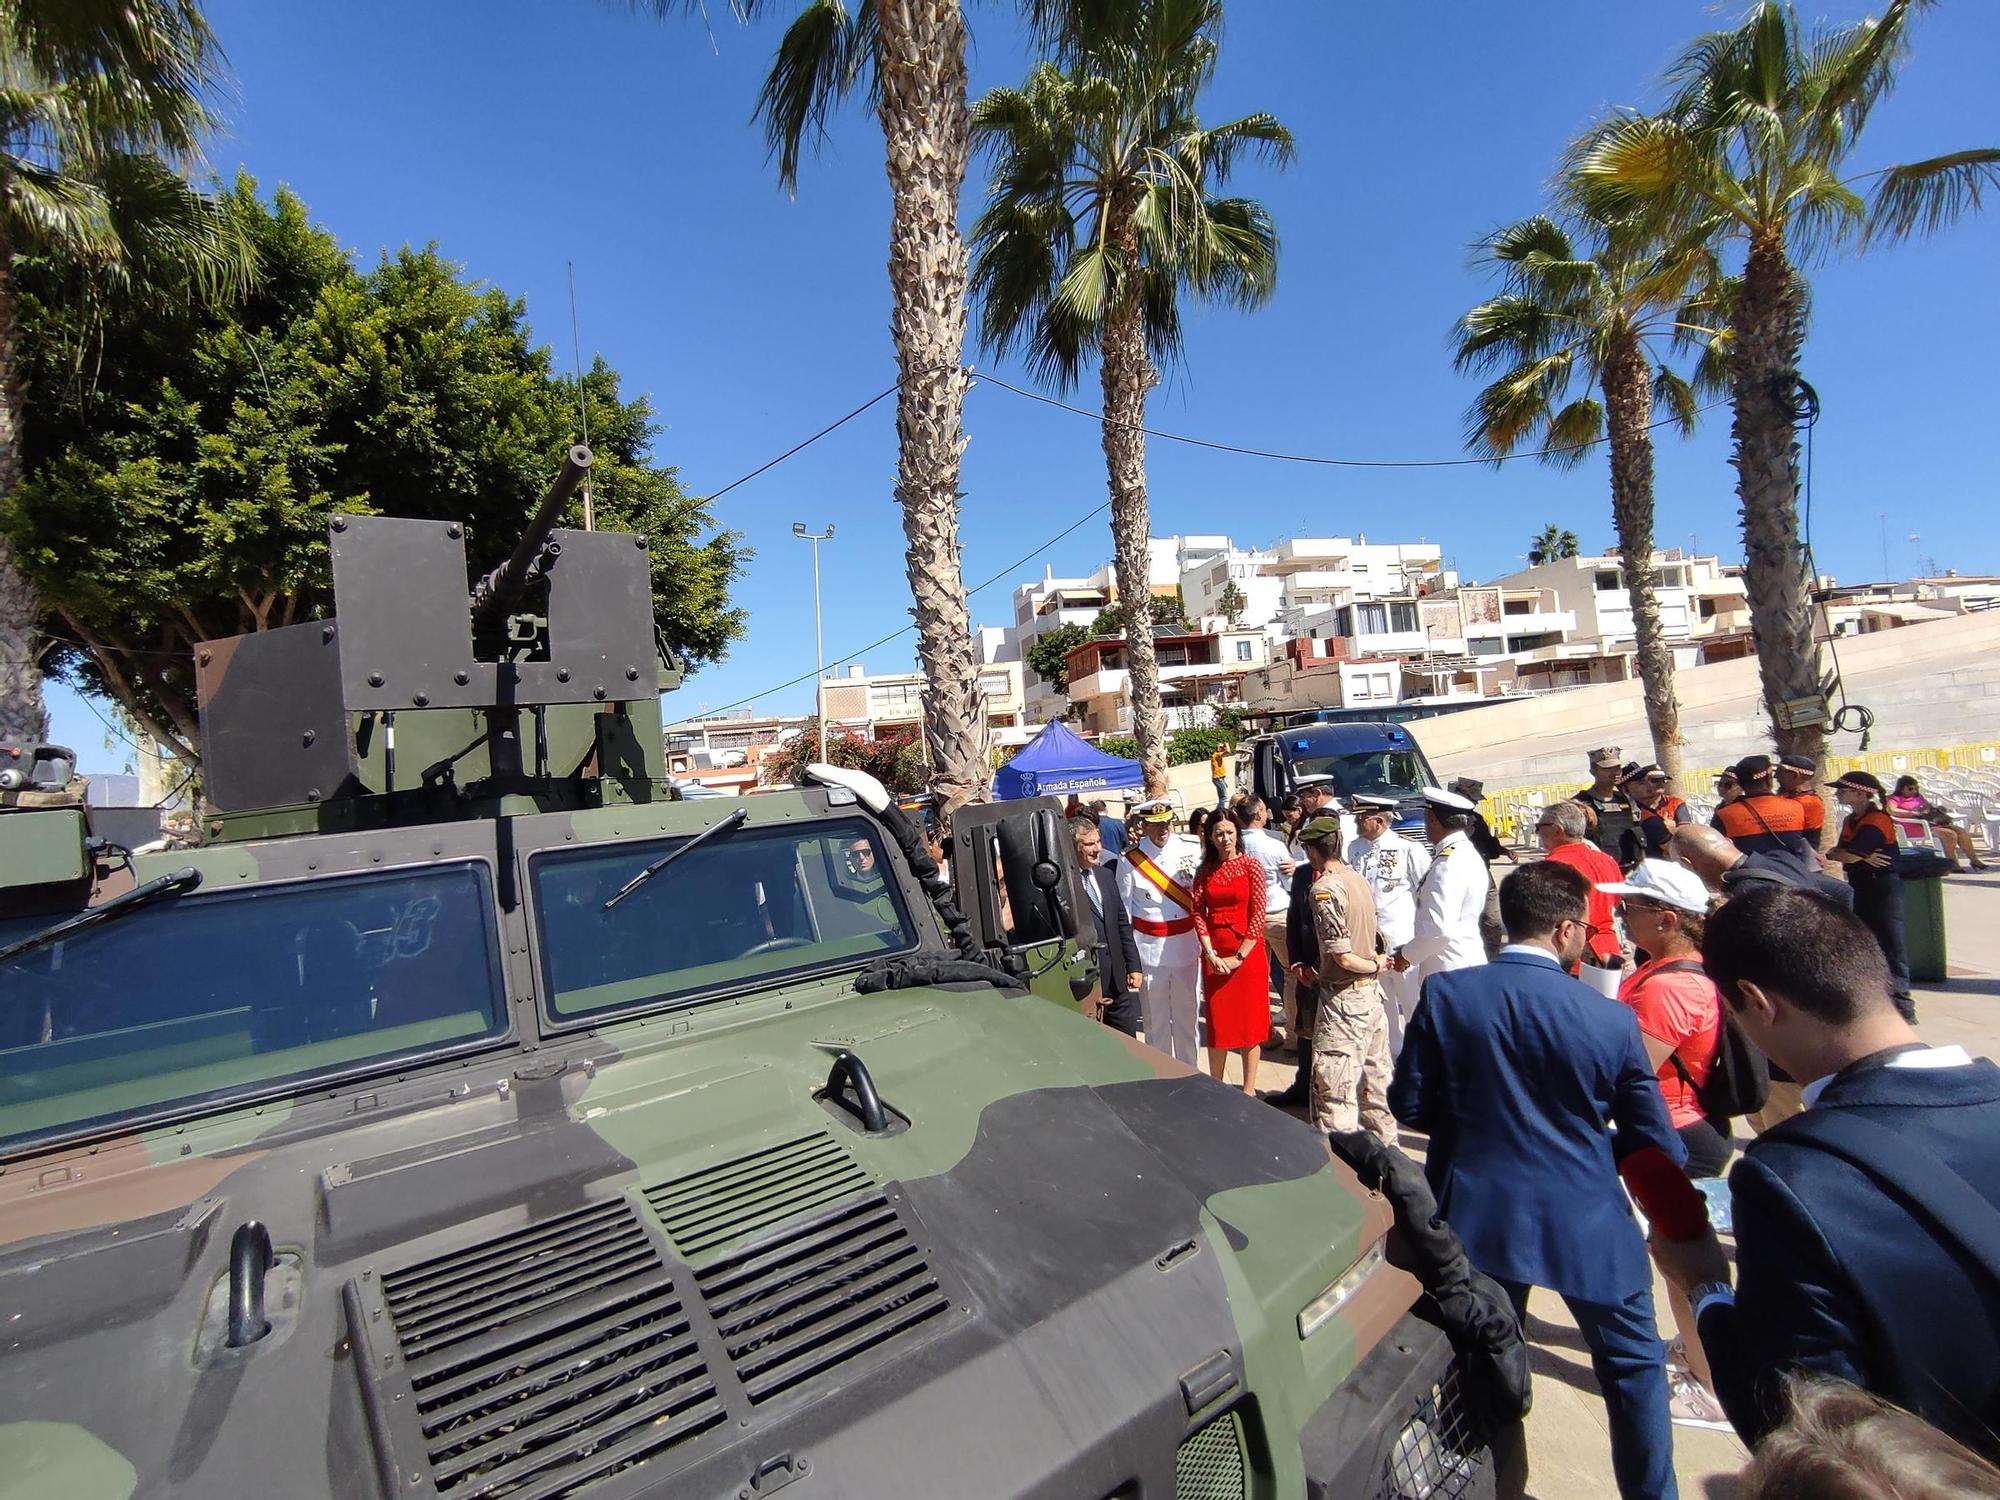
1826, 771, 1913, 1021
1776, 755, 1826, 845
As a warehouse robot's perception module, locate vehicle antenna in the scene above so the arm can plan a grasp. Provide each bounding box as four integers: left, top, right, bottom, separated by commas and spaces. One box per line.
568, 259, 594, 531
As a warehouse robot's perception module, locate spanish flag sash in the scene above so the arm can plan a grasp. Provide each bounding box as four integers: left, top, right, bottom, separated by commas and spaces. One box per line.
1123, 845, 1197, 915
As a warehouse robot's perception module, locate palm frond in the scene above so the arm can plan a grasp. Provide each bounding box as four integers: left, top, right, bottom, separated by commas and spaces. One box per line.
1651, 365, 1701, 437
1452, 295, 1567, 373
1540, 397, 1604, 471
752, 0, 873, 192
1866, 149, 2000, 243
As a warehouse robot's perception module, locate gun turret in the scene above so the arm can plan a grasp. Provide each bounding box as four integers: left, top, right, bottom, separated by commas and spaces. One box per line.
470, 443, 593, 633
193, 445, 676, 836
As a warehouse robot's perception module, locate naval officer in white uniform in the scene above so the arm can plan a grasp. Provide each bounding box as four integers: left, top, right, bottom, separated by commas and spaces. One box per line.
1386, 786, 1490, 1000
1346, 793, 1430, 1058
1115, 799, 1204, 1064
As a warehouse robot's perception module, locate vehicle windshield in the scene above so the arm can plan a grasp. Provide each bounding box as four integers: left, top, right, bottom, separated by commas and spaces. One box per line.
1293, 748, 1431, 801
532, 817, 918, 1019
0, 863, 508, 1151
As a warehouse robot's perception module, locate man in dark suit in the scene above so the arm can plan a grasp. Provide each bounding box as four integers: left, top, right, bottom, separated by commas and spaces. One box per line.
1070, 816, 1142, 1036
1391, 860, 1685, 1500
1655, 886, 2000, 1457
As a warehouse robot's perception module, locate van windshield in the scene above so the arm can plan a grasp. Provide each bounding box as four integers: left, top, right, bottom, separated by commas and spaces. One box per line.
531, 818, 918, 1020
0, 863, 508, 1151
1293, 748, 1430, 801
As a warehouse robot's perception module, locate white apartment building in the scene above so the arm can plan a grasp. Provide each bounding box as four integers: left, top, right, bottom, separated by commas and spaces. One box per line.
1177, 534, 1456, 637
1492, 549, 1747, 647
1062, 629, 1272, 736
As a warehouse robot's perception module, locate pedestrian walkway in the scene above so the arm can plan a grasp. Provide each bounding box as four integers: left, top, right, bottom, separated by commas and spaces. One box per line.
1224, 869, 2000, 1498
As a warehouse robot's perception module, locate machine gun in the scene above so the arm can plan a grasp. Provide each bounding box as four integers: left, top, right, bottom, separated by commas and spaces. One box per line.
469, 443, 593, 639
193, 448, 680, 841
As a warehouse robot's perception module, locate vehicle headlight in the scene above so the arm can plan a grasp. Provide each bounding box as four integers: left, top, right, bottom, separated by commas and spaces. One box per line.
1296, 1241, 1385, 1340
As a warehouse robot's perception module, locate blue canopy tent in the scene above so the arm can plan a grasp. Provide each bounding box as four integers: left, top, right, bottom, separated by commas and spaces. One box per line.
991, 721, 1143, 801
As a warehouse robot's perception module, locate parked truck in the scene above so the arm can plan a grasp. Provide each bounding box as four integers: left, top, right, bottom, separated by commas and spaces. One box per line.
0, 450, 1499, 1498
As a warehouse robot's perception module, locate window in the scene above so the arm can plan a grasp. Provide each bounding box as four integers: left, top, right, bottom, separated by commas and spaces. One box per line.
531, 819, 917, 1021
868, 681, 924, 716
1468, 637, 1503, 656
1356, 602, 1389, 634
1595, 570, 1622, 592
1388, 602, 1419, 633
1235, 639, 1254, 661
0, 864, 508, 1149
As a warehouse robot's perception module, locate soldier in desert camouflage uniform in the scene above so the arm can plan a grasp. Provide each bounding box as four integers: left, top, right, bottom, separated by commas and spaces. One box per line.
1299, 815, 1397, 1143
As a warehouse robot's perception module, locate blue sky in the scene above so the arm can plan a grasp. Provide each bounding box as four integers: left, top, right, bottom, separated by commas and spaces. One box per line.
48, 1, 2000, 771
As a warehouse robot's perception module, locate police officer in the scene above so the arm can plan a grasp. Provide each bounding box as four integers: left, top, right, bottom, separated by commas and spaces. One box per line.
1621, 762, 1692, 867
1115, 798, 1204, 1064
1388, 787, 1491, 995
1301, 814, 1397, 1142
1347, 792, 1431, 1058
1573, 746, 1637, 861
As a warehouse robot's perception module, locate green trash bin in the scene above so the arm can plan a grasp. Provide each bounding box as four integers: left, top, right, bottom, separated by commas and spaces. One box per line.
1903, 871, 1949, 983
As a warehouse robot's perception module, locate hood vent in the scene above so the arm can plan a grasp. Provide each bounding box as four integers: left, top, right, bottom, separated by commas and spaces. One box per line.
377, 1197, 722, 1498
646, 1131, 873, 1261
695, 1191, 951, 1405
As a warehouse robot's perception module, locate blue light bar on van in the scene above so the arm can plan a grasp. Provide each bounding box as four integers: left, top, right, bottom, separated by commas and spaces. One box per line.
1294, 739, 1309, 750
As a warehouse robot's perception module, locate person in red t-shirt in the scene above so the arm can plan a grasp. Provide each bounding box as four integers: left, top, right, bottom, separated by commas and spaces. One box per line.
1536, 800, 1623, 967
1599, 856, 1731, 1428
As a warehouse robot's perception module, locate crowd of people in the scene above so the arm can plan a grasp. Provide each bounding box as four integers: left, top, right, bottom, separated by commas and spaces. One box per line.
1062, 743, 1998, 1500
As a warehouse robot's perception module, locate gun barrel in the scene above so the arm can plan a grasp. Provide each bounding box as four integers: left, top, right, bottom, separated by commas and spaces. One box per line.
470, 444, 594, 627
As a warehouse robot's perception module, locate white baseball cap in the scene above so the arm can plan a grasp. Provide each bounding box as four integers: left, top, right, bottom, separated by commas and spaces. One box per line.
1598, 859, 1712, 915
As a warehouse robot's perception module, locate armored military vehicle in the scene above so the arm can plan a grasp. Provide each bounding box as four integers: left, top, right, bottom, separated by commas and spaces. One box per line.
0, 450, 1499, 1498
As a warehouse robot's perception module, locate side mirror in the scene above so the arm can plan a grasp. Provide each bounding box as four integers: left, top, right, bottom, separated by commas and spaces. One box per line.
949, 797, 1097, 956
1252, 736, 1284, 805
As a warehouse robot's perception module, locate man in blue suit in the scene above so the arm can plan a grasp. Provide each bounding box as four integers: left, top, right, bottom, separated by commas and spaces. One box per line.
1391, 860, 1684, 1500
1655, 886, 2000, 1458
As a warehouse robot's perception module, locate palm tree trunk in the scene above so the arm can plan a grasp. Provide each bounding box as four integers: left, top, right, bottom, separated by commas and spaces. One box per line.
1601, 329, 1683, 782
875, 0, 985, 816
1099, 200, 1167, 796
0, 243, 48, 744
1730, 228, 1824, 773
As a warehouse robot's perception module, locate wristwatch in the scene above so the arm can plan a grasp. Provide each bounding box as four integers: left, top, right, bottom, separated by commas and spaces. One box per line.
1690, 1280, 1735, 1320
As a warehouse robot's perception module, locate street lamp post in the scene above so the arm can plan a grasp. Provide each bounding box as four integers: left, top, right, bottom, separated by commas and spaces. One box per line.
793, 523, 834, 763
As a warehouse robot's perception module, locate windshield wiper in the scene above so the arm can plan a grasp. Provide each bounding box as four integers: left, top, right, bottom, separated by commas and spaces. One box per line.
0, 866, 204, 967
602, 808, 748, 911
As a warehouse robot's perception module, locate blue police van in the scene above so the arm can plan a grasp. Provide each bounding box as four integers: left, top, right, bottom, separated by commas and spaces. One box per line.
1247, 720, 1442, 847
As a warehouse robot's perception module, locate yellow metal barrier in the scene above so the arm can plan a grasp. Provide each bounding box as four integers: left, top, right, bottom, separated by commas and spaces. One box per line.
1477, 741, 2000, 847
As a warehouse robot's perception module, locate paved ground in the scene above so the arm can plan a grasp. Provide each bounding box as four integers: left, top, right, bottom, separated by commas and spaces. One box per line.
1217, 868, 2000, 1500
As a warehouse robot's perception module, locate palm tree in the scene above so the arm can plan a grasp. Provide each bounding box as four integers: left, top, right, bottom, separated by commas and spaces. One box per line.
1456, 213, 1727, 780
632, 0, 988, 815
969, 0, 1291, 794
1526, 524, 1582, 566
1570, 0, 1999, 767
0, 0, 249, 744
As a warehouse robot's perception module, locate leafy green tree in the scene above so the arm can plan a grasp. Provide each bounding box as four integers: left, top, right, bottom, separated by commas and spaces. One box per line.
6, 181, 745, 764
1097, 734, 1139, 761
1456, 213, 1727, 780
0, 0, 253, 741
763, 719, 926, 795
1526, 524, 1583, 566
971, 0, 1292, 797
1166, 723, 1228, 768
1025, 621, 1090, 691
630, 0, 990, 815
1215, 579, 1247, 626
1570, 0, 1999, 766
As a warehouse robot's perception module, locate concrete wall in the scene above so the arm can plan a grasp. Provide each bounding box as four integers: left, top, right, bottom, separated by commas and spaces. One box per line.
1417, 610, 2000, 786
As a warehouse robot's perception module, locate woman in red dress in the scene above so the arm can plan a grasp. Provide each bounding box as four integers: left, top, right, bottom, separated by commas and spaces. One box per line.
1192, 811, 1270, 1094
